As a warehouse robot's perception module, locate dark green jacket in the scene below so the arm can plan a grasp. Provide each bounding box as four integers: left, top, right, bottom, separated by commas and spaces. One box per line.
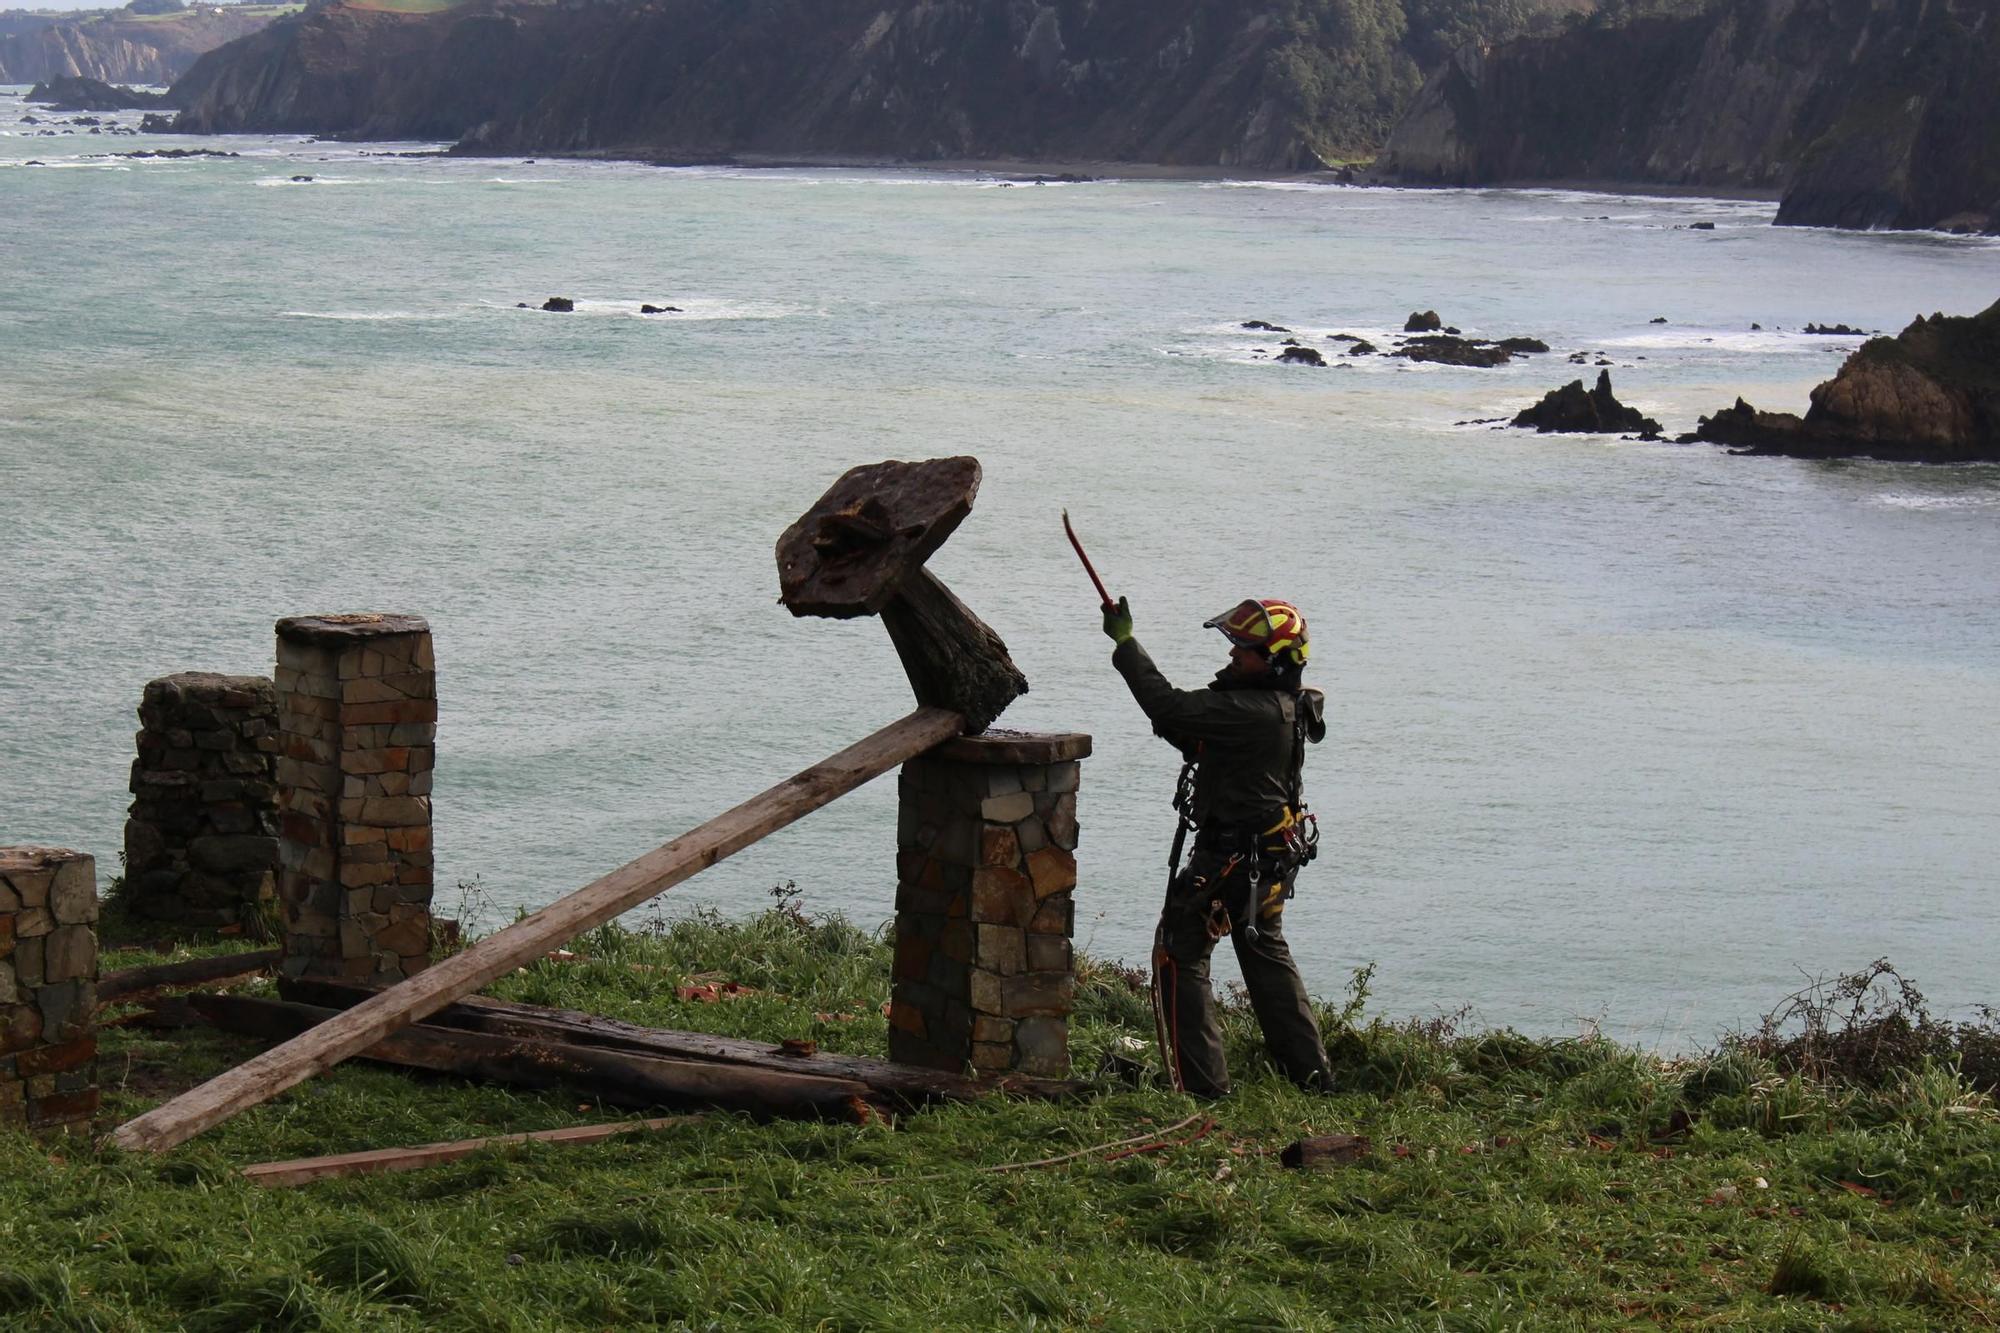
1112, 638, 1324, 831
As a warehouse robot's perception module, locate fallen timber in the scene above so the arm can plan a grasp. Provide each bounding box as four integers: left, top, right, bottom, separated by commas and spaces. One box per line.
110, 706, 965, 1152
187, 993, 882, 1120
111, 457, 1030, 1153
282, 976, 1091, 1106
98, 948, 281, 1007
242, 1115, 700, 1188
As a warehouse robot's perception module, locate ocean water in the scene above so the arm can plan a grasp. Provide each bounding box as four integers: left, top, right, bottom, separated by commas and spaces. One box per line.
4, 94, 1999, 1049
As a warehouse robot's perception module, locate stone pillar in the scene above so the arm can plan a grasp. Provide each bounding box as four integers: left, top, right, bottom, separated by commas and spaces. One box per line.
124, 672, 280, 927
889, 731, 1088, 1078
273, 614, 436, 981
0, 847, 99, 1133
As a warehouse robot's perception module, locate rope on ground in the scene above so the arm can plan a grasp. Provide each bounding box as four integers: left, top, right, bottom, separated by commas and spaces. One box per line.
663, 1111, 1215, 1197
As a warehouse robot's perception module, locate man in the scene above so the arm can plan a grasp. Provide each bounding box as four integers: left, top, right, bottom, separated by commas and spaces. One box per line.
1103, 595, 1333, 1097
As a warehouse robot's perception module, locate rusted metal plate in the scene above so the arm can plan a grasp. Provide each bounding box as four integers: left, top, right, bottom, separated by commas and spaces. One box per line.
776, 457, 981, 618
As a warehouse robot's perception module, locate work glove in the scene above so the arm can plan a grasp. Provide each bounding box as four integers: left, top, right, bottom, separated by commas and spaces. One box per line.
1102, 595, 1133, 644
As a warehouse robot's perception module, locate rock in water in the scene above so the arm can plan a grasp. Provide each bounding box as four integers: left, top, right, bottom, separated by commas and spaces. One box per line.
1277, 346, 1327, 366
1242, 320, 1290, 333
25, 76, 174, 112
1404, 310, 1443, 332
1513, 371, 1662, 435
541, 296, 575, 312
1691, 300, 2000, 462
1396, 335, 1510, 368
639, 304, 682, 314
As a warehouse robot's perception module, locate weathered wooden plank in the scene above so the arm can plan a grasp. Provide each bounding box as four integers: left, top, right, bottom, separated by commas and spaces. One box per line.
283, 976, 1091, 1105
99, 949, 280, 1005
243, 1116, 700, 1188
189, 993, 877, 1119
110, 706, 965, 1153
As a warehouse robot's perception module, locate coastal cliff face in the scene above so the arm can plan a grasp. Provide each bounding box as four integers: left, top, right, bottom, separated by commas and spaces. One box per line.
1693, 300, 2000, 462
1379, 0, 2000, 233
173, 0, 1341, 167
0, 8, 276, 86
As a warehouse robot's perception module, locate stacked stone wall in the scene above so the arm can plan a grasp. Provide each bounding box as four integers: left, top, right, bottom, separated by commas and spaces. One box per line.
273, 613, 436, 981
124, 672, 280, 927
889, 732, 1088, 1078
0, 847, 99, 1132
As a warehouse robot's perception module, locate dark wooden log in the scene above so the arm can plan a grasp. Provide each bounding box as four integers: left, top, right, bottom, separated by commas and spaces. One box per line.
187, 994, 881, 1121
99, 949, 280, 1006
281, 976, 1089, 1106
1279, 1133, 1372, 1170
879, 568, 1028, 733
776, 456, 979, 616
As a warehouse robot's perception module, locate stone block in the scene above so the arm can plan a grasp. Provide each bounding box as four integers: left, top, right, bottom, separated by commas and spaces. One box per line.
0, 882, 16, 913
0, 917, 11, 958
13, 937, 43, 987
985, 768, 1023, 798
49, 858, 96, 924
979, 824, 1020, 868
375, 912, 429, 957
1029, 894, 1072, 936
43, 926, 94, 984
1047, 802, 1078, 851
1048, 762, 1080, 793
972, 1015, 1015, 1044
1013, 816, 1046, 854
971, 1042, 1012, 1072
1027, 935, 1072, 972
888, 999, 927, 1038
0, 958, 13, 1003
969, 968, 1004, 1015
338, 861, 395, 890
37, 980, 92, 1042
359, 796, 429, 827
0, 1004, 40, 1054
1014, 1016, 1069, 1077
28, 1088, 100, 1125
937, 919, 973, 964
1001, 971, 1073, 1018
976, 924, 1025, 976
971, 867, 1033, 927
189, 835, 277, 876
1026, 847, 1076, 900
16, 907, 52, 938
892, 933, 932, 982
980, 791, 1034, 824
1021, 766, 1047, 793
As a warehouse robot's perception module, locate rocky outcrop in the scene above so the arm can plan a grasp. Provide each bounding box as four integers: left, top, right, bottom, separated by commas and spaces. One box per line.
1513, 370, 1661, 435
0, 7, 275, 86
26, 75, 173, 111
1378, 0, 2000, 235
1690, 299, 2000, 462
170, 0, 1338, 167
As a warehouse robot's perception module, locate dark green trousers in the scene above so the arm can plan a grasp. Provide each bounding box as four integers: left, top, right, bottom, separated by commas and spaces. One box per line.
1156, 844, 1331, 1098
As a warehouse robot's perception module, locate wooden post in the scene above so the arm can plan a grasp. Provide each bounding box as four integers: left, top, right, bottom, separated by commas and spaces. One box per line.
109, 706, 964, 1153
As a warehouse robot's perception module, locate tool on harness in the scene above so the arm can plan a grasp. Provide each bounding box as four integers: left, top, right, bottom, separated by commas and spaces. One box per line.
1150, 753, 1198, 1093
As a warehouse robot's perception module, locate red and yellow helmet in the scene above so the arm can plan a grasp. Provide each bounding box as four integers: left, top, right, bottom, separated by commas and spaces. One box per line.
1204, 598, 1310, 667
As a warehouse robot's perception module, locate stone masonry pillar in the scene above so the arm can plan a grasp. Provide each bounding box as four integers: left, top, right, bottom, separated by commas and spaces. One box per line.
889, 731, 1088, 1077
273, 614, 436, 981
125, 672, 281, 928
0, 847, 99, 1133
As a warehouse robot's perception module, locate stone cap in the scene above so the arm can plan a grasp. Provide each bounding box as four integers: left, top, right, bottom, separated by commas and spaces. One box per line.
143, 672, 275, 707
0, 845, 88, 873
276, 613, 430, 644
933, 730, 1091, 764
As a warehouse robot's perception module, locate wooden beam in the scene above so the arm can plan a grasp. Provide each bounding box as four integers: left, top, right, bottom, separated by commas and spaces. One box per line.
283, 977, 1091, 1105
99, 949, 280, 1006
189, 993, 879, 1119
243, 1116, 699, 1188
110, 706, 965, 1153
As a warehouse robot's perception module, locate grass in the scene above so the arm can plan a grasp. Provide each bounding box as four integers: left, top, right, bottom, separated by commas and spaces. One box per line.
6, 892, 1999, 1330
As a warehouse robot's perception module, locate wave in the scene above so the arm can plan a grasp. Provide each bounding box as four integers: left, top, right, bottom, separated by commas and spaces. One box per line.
494, 296, 809, 321
1874, 492, 2000, 510
281, 310, 461, 321
1597, 328, 1868, 353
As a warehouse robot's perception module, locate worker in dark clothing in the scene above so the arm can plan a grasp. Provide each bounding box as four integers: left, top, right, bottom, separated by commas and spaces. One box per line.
1104, 595, 1333, 1098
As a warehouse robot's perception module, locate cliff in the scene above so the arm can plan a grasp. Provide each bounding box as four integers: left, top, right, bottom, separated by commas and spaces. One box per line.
1378, 0, 2000, 234
1691, 299, 2000, 462
0, 7, 281, 86
169, 0, 1496, 167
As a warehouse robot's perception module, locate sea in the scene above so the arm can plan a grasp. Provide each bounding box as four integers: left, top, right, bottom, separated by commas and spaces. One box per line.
4, 92, 1998, 1050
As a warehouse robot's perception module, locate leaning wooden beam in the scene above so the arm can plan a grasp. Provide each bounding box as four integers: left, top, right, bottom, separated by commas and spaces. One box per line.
243, 1115, 700, 1188
110, 706, 966, 1153
99, 949, 281, 1006
283, 977, 1091, 1105
189, 993, 879, 1120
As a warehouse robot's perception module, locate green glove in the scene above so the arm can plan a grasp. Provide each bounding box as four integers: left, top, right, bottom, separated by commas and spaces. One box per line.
1102, 595, 1133, 644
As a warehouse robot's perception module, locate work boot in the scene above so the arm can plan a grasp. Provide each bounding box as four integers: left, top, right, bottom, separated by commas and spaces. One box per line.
1293, 1067, 1337, 1096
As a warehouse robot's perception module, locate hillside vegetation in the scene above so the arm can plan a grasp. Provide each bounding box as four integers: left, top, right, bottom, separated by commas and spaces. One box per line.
7, 895, 1999, 1330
